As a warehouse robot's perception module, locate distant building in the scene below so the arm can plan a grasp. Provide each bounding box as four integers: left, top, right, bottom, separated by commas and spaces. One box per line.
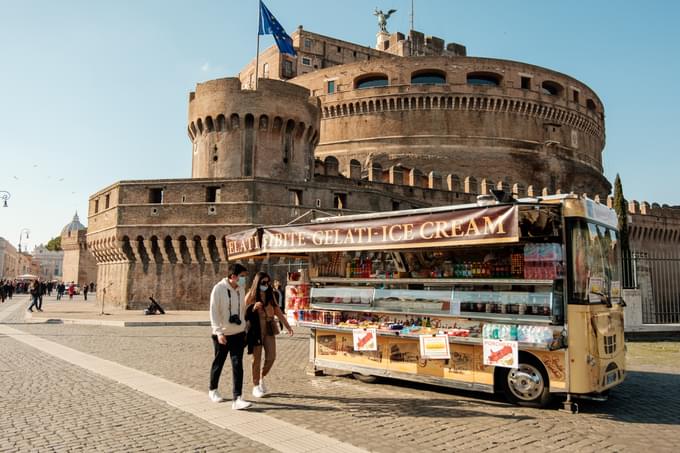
32, 244, 64, 281
61, 212, 96, 286
0, 237, 21, 279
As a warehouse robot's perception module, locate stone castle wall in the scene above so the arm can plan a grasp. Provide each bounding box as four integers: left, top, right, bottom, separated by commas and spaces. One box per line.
291, 56, 609, 197
188, 78, 320, 182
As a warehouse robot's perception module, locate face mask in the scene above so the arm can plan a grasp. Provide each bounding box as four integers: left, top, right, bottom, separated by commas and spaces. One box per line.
259, 285, 268, 292
238, 276, 247, 288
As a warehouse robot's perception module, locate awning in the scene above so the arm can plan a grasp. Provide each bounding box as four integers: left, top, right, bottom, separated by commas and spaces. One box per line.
225, 204, 519, 259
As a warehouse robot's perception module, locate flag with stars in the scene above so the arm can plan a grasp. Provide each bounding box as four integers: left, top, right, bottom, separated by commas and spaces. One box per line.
258, 1, 296, 56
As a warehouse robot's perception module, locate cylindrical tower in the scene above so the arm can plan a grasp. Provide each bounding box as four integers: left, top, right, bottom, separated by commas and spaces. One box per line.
291, 56, 610, 197
188, 78, 321, 181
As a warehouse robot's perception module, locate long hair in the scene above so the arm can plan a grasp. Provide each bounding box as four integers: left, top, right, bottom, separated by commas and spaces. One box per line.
247, 271, 276, 306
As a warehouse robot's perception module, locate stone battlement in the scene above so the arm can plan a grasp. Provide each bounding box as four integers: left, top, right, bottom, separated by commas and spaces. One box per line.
315, 154, 595, 199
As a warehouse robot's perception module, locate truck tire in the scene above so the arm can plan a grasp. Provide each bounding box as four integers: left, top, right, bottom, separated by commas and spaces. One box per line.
501, 357, 552, 408
352, 372, 378, 383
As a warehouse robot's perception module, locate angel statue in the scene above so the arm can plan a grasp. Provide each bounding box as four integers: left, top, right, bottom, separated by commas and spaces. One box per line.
374, 8, 397, 33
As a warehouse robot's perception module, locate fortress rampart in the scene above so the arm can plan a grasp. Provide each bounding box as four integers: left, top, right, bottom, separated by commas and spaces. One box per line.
291, 56, 609, 197
188, 78, 320, 182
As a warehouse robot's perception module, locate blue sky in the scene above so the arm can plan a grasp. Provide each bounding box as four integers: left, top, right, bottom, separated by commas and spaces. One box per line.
0, 0, 678, 249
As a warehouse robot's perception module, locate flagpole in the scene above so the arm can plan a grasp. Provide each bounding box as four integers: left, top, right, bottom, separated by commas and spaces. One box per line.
255, 0, 261, 90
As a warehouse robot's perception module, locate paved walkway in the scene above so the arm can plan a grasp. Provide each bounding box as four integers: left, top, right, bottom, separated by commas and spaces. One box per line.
1, 298, 365, 453
3, 296, 680, 452
25, 296, 209, 326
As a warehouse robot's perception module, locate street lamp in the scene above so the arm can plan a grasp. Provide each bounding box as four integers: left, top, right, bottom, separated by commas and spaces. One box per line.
0, 190, 9, 208
18, 228, 30, 253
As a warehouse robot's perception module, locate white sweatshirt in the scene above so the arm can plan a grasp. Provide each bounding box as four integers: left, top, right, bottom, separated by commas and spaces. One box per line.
210, 278, 247, 336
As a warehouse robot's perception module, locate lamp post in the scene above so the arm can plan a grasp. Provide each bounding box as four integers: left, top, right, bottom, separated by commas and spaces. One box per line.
0, 190, 9, 208
18, 228, 30, 253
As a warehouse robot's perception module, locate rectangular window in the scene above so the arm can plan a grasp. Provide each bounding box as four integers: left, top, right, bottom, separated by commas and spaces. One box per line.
572, 90, 579, 103
302, 57, 311, 66
521, 76, 531, 90
290, 189, 303, 206
94, 199, 99, 214
392, 200, 400, 211
104, 194, 110, 209
282, 60, 293, 77
353, 51, 357, 57
263, 62, 269, 78
206, 186, 220, 203
304, 38, 312, 49
333, 193, 347, 209
337, 46, 341, 53
149, 188, 164, 204
327, 80, 335, 94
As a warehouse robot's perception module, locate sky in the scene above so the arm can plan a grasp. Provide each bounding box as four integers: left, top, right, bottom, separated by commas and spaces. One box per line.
0, 0, 678, 250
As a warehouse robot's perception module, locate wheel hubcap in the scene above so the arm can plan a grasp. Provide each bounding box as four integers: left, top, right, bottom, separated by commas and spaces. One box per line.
508, 364, 544, 401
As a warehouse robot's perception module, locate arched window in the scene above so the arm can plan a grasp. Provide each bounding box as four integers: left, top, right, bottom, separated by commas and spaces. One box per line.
541, 80, 563, 96
411, 70, 446, 85
586, 99, 597, 111
466, 72, 502, 86
354, 73, 389, 89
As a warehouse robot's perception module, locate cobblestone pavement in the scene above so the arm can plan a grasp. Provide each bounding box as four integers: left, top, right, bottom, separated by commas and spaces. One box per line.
4, 297, 680, 452
0, 337, 273, 452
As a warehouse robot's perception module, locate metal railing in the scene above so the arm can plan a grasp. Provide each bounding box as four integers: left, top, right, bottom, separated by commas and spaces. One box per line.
623, 250, 680, 324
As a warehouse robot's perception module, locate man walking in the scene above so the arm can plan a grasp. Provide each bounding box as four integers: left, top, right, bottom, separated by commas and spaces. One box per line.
209, 263, 252, 410
83, 284, 89, 301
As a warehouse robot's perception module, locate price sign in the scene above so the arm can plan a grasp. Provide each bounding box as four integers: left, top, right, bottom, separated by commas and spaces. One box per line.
483, 339, 518, 368
419, 334, 451, 360
353, 328, 378, 351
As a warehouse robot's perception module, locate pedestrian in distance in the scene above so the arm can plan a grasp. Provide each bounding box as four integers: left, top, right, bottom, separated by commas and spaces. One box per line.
245, 272, 294, 399
27, 280, 42, 312
68, 282, 75, 300
38, 281, 46, 311
83, 284, 89, 301
272, 279, 285, 311
208, 263, 252, 410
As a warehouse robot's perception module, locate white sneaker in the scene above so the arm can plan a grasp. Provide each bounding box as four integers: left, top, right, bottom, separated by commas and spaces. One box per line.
208, 389, 225, 403
252, 384, 265, 398
232, 396, 252, 410
260, 379, 268, 394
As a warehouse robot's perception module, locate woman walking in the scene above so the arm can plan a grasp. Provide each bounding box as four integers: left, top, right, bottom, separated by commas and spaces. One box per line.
245, 272, 293, 398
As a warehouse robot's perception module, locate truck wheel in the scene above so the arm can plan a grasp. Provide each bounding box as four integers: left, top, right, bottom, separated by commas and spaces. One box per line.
352, 372, 377, 383
502, 360, 551, 408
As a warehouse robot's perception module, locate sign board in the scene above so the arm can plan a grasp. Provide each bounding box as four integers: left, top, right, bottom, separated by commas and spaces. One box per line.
589, 277, 604, 303
483, 339, 518, 368
352, 328, 377, 352
611, 280, 621, 303
419, 334, 451, 360
261, 205, 519, 254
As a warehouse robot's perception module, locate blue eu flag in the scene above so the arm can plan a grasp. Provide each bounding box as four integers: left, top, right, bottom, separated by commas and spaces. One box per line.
258, 1, 296, 56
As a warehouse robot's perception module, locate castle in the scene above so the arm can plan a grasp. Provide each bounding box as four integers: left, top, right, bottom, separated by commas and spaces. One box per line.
85, 24, 679, 313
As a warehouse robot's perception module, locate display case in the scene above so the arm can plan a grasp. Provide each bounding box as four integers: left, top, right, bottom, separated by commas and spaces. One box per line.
309, 280, 559, 323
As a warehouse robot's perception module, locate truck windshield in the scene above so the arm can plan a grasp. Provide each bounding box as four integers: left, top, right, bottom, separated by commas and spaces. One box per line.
570, 219, 620, 303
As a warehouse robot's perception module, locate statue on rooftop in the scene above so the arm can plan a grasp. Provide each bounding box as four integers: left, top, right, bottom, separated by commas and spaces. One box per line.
374, 8, 397, 33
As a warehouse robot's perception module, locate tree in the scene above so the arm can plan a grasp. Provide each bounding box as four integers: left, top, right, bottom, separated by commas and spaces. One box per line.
46, 236, 62, 251
613, 174, 632, 286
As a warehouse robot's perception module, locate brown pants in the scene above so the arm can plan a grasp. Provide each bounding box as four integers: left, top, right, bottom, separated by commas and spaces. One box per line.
252, 333, 276, 385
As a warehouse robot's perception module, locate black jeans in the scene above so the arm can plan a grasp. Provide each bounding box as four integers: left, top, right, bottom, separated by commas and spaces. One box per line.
210, 332, 246, 399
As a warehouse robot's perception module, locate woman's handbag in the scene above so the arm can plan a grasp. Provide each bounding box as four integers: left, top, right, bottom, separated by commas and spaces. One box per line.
265, 318, 280, 336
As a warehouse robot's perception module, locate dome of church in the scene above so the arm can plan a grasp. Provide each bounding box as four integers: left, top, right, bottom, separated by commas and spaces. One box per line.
61, 212, 86, 236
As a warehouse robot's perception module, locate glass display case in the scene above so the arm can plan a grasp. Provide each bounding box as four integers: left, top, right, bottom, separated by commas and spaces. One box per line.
373, 289, 453, 315
310, 287, 374, 308
309, 282, 559, 323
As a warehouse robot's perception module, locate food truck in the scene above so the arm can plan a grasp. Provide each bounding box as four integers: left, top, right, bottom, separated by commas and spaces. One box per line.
226, 194, 625, 409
